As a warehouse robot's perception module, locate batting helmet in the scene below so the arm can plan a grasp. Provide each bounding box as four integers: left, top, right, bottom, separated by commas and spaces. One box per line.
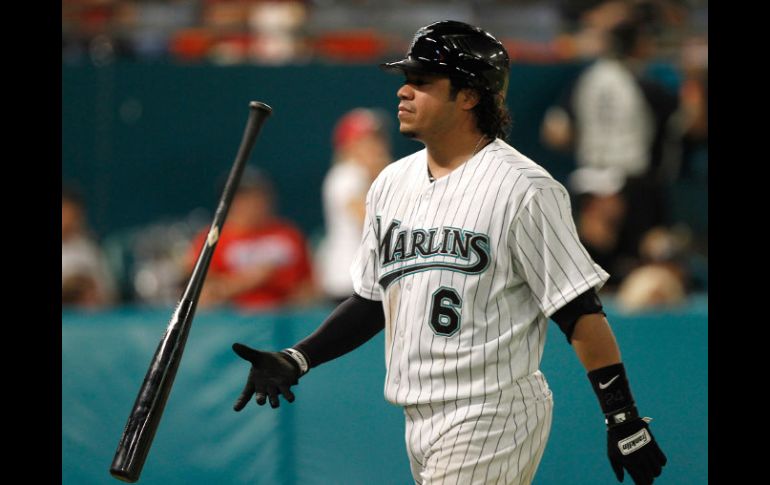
380, 20, 510, 94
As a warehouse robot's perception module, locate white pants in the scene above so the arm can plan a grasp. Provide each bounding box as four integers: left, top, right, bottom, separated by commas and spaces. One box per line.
403, 371, 553, 485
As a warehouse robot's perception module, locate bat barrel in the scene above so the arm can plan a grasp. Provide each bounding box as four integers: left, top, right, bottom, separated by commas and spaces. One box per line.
110, 302, 192, 482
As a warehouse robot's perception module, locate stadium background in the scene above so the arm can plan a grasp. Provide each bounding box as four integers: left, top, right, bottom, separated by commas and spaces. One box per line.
62, 1, 707, 483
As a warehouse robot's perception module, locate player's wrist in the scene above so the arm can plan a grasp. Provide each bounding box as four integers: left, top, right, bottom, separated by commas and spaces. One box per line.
604, 404, 640, 429
281, 347, 310, 377
587, 362, 635, 416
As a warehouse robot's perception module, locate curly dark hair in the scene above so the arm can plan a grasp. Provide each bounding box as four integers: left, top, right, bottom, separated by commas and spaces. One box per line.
449, 79, 512, 141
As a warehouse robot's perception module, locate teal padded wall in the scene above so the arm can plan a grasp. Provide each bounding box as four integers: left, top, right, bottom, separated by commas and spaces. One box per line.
62, 299, 707, 484
62, 62, 582, 239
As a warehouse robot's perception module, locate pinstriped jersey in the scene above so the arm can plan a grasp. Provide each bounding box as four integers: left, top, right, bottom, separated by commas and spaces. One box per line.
351, 138, 609, 406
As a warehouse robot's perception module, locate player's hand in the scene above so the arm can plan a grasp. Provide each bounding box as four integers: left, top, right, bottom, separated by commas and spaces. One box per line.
232, 343, 301, 410
607, 417, 667, 484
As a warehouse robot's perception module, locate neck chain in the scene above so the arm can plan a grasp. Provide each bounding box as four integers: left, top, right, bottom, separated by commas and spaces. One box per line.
471, 134, 487, 157
428, 135, 488, 183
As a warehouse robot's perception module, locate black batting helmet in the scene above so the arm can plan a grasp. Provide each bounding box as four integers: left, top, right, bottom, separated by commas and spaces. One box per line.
380, 20, 510, 94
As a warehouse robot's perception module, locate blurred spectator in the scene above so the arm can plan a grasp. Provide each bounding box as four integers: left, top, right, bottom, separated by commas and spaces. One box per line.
558, 0, 634, 59
542, 8, 681, 285
315, 108, 391, 303
678, 36, 708, 179
616, 225, 692, 311
557, 0, 692, 61
130, 209, 210, 306
670, 36, 707, 260
202, 0, 309, 64
247, 0, 308, 64
62, 186, 117, 308
567, 167, 630, 289
189, 167, 316, 310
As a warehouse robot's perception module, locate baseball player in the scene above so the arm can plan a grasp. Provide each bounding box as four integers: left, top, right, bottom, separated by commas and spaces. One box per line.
231, 20, 667, 484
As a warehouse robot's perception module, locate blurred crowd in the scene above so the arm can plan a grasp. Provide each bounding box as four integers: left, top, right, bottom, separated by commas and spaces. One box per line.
62, 0, 706, 65
62, 0, 707, 314
62, 186, 117, 308
63, 106, 393, 312
540, 0, 707, 310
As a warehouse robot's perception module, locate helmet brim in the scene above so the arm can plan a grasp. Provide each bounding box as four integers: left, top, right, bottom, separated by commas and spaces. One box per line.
379, 57, 449, 76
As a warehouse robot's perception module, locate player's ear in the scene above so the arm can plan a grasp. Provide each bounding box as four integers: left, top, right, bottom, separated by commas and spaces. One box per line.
459, 88, 481, 111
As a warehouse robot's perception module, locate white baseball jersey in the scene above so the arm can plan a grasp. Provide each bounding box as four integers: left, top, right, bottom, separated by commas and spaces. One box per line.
350, 138, 609, 406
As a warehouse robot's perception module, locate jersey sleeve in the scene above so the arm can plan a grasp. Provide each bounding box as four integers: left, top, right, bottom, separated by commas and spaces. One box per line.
509, 186, 609, 317
349, 184, 382, 301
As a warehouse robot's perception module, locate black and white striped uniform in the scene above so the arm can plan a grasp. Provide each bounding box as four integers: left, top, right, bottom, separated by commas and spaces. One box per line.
351, 138, 609, 484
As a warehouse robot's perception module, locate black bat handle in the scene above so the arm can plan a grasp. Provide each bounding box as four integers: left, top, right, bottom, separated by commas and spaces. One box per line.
184, 101, 272, 305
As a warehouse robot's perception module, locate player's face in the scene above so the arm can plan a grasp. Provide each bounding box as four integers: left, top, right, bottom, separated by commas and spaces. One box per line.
396, 72, 462, 141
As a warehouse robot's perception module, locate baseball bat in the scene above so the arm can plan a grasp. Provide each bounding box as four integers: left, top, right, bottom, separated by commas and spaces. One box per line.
109, 101, 273, 483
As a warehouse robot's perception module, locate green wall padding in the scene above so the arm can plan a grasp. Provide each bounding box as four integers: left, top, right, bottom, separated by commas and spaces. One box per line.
62, 298, 707, 484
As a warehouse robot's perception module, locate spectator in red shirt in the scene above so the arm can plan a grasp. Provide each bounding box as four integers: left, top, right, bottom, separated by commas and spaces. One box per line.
189, 168, 316, 311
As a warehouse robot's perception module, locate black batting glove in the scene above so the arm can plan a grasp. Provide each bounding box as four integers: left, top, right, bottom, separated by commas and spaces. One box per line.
607, 416, 667, 484
232, 343, 308, 410
588, 363, 667, 484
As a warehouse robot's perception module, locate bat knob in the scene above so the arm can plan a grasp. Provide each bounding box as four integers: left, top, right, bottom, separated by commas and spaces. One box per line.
249, 101, 273, 114
110, 468, 138, 483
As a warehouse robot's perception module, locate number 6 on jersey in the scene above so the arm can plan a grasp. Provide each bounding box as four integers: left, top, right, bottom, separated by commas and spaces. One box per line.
429, 287, 462, 336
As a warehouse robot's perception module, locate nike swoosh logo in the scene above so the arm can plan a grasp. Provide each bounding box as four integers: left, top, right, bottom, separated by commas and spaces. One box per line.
599, 375, 619, 389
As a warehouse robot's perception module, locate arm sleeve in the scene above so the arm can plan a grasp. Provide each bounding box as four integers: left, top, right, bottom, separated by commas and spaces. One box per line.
509, 186, 610, 317
349, 184, 382, 301
293, 293, 385, 368
550, 287, 605, 343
